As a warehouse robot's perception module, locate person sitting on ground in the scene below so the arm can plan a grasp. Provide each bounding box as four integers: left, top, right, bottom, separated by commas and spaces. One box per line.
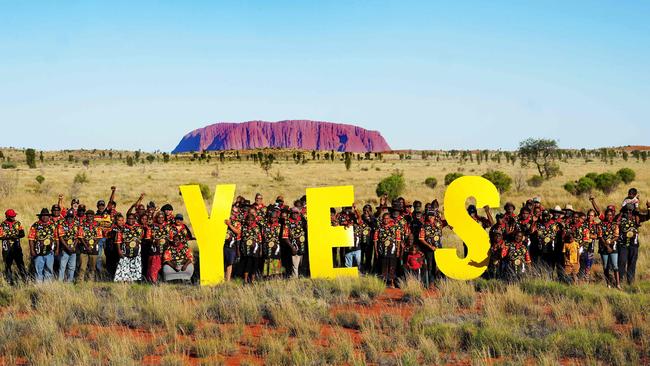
162, 234, 194, 283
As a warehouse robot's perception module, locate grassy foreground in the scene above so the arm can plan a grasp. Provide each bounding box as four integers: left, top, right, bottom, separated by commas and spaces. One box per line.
0, 276, 649, 365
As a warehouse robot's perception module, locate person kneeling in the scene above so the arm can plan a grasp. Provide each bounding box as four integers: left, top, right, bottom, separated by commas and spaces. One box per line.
163, 234, 194, 283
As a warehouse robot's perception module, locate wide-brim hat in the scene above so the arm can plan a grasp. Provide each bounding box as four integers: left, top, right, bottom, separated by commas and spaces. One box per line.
564, 204, 575, 212
37, 208, 51, 217
550, 205, 563, 214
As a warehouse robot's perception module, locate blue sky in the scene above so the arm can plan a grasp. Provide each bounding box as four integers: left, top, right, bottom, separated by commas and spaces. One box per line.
1, 1, 648, 151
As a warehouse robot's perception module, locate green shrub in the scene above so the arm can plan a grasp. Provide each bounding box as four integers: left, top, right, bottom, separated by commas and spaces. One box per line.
375, 171, 405, 200
575, 176, 596, 195
73, 172, 88, 184
424, 177, 437, 189
585, 172, 598, 181
334, 311, 361, 330
444, 172, 464, 186
1, 162, 16, 169
526, 175, 544, 187
481, 170, 512, 193
563, 182, 577, 195
616, 168, 635, 184
186, 182, 212, 200
25, 148, 36, 169
595, 172, 621, 194
35, 175, 45, 185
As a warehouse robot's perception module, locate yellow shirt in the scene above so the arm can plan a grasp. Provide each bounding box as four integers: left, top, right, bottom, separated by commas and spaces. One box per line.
563, 241, 579, 265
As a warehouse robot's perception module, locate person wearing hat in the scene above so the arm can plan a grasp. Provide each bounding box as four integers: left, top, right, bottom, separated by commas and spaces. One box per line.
114, 213, 145, 282
282, 207, 307, 278
57, 209, 79, 282
169, 213, 194, 244
0, 209, 27, 284
240, 207, 263, 283
28, 208, 58, 282
162, 233, 194, 283
77, 210, 103, 281
262, 207, 283, 279
147, 212, 171, 283
373, 212, 402, 288
617, 201, 650, 285
161, 204, 174, 223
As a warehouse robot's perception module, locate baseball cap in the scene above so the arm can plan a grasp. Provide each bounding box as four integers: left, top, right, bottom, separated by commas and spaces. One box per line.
5, 209, 17, 218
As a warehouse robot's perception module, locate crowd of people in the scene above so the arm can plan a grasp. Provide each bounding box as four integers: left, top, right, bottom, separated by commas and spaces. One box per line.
0, 186, 648, 289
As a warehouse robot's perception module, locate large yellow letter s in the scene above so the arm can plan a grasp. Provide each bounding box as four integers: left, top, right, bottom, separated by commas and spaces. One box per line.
435, 176, 500, 280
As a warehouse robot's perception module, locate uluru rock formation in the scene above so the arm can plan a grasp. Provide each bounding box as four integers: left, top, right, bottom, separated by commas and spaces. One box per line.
172, 120, 391, 153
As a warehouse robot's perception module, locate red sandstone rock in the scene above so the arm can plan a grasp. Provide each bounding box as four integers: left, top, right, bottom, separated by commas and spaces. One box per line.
172, 120, 391, 153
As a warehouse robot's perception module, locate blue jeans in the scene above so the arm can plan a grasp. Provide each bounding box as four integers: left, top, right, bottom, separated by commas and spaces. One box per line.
345, 249, 361, 268
58, 251, 77, 282
34, 253, 54, 283
601, 252, 619, 272
96, 238, 106, 272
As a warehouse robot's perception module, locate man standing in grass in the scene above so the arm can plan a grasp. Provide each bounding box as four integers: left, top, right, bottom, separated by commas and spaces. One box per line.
57, 210, 79, 282
77, 210, 103, 281
617, 202, 650, 285
240, 207, 263, 283
28, 208, 58, 283
0, 209, 27, 284
262, 207, 283, 279
147, 212, 170, 283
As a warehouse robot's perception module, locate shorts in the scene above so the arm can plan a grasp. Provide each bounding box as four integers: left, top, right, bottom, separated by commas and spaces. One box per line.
564, 263, 580, 276
224, 246, 237, 266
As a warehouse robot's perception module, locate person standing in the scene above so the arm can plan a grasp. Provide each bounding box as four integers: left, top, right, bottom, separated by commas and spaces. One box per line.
240, 208, 263, 283
617, 202, 650, 285
282, 208, 307, 278
580, 210, 599, 281
418, 209, 448, 285
28, 208, 58, 283
224, 208, 242, 281
531, 210, 560, 276
114, 213, 144, 282
562, 233, 580, 284
147, 212, 170, 283
374, 212, 401, 288
77, 210, 103, 282
0, 209, 27, 284
598, 207, 620, 288
262, 208, 283, 279
359, 205, 376, 274
57, 210, 79, 282
501, 231, 531, 282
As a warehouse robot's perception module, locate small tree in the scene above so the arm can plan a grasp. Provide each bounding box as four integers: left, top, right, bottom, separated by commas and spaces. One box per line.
344, 153, 352, 171
518, 138, 561, 179
39, 151, 44, 163
444, 172, 464, 186
482, 170, 512, 193
616, 168, 635, 184
146, 155, 155, 164
595, 173, 621, 195
376, 171, 405, 200
162, 153, 170, 163
126, 156, 134, 167
424, 177, 437, 189
25, 148, 36, 169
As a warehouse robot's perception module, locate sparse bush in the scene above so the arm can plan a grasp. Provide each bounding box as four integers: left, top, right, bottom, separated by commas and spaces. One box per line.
74, 172, 89, 184
186, 182, 212, 200
424, 177, 437, 189
1, 162, 17, 169
482, 170, 512, 193
35, 175, 45, 185
335, 311, 361, 330
444, 172, 464, 186
375, 171, 405, 200
526, 175, 544, 187
616, 168, 635, 184
126, 156, 134, 166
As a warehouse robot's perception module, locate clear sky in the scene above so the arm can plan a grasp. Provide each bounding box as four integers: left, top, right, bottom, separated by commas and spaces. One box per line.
1, 1, 648, 151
